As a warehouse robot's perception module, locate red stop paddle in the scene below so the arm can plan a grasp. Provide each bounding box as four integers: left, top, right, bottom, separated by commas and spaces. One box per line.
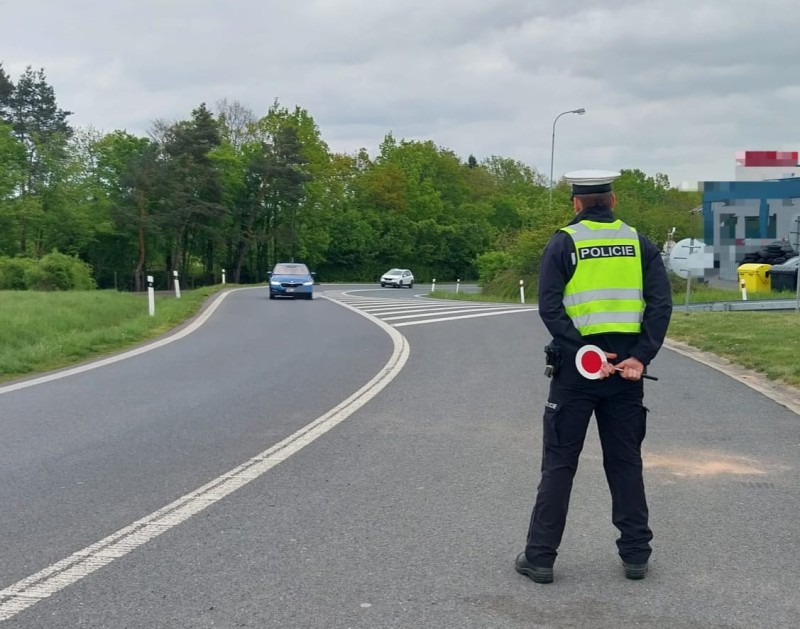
575, 345, 658, 381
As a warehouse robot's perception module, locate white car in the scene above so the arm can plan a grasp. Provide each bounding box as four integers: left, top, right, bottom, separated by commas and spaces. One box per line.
380, 268, 414, 288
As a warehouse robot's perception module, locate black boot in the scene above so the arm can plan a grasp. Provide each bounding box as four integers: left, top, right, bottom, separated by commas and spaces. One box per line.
515, 553, 554, 584
622, 561, 648, 580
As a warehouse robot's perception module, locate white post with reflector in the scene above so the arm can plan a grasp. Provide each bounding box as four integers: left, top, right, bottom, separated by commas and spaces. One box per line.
740, 278, 747, 301
173, 270, 181, 299
147, 275, 155, 316
519, 279, 525, 304
222, 268, 226, 285
456, 279, 460, 294
431, 278, 436, 293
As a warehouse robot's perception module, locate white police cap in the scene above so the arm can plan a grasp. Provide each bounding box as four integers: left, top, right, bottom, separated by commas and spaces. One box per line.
564, 169, 620, 194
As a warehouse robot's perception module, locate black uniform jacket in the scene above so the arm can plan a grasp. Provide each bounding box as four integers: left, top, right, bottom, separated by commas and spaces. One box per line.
537, 205, 672, 369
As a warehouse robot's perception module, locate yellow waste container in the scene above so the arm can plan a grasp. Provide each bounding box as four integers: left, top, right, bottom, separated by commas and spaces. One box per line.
737, 263, 772, 292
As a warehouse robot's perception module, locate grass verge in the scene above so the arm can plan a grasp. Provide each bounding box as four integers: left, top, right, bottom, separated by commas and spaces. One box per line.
427, 290, 523, 304
0, 286, 227, 383
665, 311, 800, 388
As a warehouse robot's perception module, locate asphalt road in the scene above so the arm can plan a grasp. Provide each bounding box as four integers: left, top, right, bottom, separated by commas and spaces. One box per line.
1, 284, 798, 628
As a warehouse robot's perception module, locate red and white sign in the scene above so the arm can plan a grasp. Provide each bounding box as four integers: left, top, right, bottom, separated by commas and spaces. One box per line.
575, 344, 608, 380
575, 344, 659, 381
735, 150, 798, 167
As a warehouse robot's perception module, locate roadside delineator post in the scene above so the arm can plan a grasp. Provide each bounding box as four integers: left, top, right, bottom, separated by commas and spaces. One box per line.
147, 275, 155, 316
173, 270, 181, 299
519, 279, 525, 304
431, 278, 436, 293
222, 268, 226, 285
740, 278, 747, 301
456, 279, 461, 294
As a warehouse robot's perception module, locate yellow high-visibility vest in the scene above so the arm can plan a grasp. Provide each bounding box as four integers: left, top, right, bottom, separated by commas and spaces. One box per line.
560, 219, 645, 335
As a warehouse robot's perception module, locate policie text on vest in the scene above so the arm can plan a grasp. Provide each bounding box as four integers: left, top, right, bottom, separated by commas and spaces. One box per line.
578, 244, 637, 260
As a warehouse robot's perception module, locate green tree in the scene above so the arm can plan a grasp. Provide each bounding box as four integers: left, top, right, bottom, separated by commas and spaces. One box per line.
33, 128, 114, 258
314, 152, 379, 281
613, 169, 698, 246
0, 121, 27, 255
251, 102, 322, 273
0, 64, 14, 119
0, 66, 73, 255
89, 130, 158, 291
215, 98, 256, 150
0, 120, 25, 199
156, 103, 226, 286
480, 156, 548, 231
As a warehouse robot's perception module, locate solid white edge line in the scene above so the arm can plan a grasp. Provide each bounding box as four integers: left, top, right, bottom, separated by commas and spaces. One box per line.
0, 294, 410, 622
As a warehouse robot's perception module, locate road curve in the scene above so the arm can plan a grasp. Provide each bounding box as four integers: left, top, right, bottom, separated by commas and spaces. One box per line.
1, 284, 798, 628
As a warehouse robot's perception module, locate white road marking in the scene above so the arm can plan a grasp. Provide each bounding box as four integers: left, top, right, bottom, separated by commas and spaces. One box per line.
394, 308, 537, 327
384, 306, 533, 321
327, 290, 538, 327
0, 295, 410, 622
337, 299, 413, 307
362, 304, 508, 315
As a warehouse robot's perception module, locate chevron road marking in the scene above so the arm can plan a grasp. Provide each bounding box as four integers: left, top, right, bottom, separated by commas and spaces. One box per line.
328, 291, 537, 327
393, 308, 536, 327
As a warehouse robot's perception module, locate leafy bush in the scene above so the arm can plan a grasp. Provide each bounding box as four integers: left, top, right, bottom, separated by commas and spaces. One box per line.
510, 228, 556, 274
482, 267, 538, 300
0, 252, 96, 291
476, 250, 513, 286
0, 257, 37, 290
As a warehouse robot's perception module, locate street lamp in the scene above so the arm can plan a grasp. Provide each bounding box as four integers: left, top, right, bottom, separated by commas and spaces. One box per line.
549, 108, 586, 211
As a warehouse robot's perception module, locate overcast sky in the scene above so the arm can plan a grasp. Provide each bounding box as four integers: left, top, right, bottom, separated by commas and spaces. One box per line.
4, 0, 799, 188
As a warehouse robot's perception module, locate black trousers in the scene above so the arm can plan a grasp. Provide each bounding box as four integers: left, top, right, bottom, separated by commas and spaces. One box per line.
524, 374, 652, 568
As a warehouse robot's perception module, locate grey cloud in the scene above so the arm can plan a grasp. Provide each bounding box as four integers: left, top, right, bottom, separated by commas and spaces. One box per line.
4, 0, 800, 186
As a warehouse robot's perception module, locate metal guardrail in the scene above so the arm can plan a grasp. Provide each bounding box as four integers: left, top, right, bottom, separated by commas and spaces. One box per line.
675, 298, 799, 312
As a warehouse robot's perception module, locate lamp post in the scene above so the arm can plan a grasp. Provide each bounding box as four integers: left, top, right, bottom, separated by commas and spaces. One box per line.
549, 108, 586, 211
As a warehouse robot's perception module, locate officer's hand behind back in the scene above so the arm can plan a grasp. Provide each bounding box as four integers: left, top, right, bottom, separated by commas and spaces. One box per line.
598, 352, 618, 379
615, 356, 645, 381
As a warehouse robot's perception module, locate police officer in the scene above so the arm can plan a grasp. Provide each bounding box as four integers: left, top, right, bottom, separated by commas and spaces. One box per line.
515, 170, 672, 583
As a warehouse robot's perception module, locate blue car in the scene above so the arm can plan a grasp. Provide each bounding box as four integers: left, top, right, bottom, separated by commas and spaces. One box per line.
268, 263, 315, 300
